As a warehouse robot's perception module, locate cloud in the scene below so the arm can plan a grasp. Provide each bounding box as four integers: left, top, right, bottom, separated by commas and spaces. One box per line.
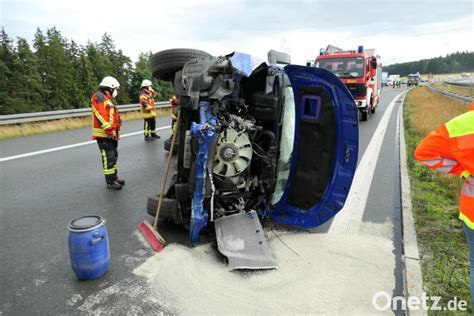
2, 0, 473, 66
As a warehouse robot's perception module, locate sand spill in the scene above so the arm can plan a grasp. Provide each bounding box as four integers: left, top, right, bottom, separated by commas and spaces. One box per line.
134, 231, 395, 314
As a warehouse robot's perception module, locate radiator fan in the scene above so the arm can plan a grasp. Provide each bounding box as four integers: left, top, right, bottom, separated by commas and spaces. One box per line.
213, 128, 252, 177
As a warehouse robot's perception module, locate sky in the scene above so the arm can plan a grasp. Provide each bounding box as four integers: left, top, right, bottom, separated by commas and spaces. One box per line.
1, 0, 473, 66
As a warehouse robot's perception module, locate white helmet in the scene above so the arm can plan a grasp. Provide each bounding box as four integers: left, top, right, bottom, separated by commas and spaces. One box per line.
99, 76, 120, 89
140, 79, 152, 88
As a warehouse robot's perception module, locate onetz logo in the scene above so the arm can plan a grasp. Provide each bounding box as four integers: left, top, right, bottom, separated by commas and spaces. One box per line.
372, 291, 468, 311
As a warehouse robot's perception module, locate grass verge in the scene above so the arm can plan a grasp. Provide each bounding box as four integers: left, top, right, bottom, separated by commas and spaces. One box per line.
404, 86, 471, 313
0, 109, 170, 139
433, 82, 474, 97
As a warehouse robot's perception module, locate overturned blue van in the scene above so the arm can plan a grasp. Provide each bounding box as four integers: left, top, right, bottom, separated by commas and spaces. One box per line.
148, 49, 359, 247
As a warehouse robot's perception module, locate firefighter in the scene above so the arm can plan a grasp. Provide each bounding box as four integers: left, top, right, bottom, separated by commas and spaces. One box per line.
169, 95, 179, 133
91, 76, 124, 190
414, 106, 474, 306
140, 79, 160, 141
164, 95, 179, 153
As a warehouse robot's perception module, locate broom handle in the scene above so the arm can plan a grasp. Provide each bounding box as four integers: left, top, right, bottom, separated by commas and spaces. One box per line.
153, 111, 181, 229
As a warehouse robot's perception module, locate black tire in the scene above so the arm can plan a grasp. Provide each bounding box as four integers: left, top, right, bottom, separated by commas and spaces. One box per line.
146, 195, 175, 220
150, 48, 212, 82
164, 135, 178, 154
361, 106, 369, 121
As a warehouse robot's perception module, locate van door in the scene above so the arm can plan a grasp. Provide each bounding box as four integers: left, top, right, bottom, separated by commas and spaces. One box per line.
271, 65, 359, 228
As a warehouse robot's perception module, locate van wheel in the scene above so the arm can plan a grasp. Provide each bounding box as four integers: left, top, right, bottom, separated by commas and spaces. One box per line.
146, 195, 175, 220
361, 106, 369, 121
150, 48, 213, 82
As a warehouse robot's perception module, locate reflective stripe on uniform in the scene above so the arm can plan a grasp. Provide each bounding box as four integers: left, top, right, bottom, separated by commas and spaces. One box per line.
435, 158, 458, 174
101, 149, 116, 175
421, 157, 457, 174
104, 168, 116, 175
421, 159, 442, 167
109, 106, 115, 127
461, 170, 472, 179
142, 111, 156, 118
92, 128, 109, 138
92, 107, 110, 129
446, 111, 474, 138
462, 177, 474, 197
460, 213, 474, 230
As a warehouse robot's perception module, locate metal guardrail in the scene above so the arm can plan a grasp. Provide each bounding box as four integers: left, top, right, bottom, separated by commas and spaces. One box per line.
444, 81, 472, 87
444, 79, 473, 88
427, 85, 473, 104
0, 102, 171, 125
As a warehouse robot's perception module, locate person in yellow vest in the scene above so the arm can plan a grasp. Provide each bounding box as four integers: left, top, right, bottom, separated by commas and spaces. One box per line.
414, 104, 474, 307
139, 79, 160, 141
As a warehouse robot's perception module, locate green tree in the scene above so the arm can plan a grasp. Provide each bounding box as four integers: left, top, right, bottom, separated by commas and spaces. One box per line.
85, 41, 109, 83
97, 33, 132, 104
77, 50, 97, 105
33, 28, 51, 108
130, 51, 153, 99
111, 49, 132, 104
84, 34, 134, 104
11, 38, 45, 113
0, 31, 45, 114
130, 51, 173, 102
1, 27, 176, 114
0, 28, 15, 114
41, 27, 79, 110
385, 51, 474, 76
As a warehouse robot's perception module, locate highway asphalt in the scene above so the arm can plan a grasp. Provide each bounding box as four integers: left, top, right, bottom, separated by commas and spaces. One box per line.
0, 87, 408, 314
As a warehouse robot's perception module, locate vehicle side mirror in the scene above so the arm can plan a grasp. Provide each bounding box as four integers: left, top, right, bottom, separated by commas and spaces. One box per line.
371, 57, 377, 70
268, 50, 291, 65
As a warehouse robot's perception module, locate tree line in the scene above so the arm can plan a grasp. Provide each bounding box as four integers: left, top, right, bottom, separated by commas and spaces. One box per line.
0, 27, 173, 115
384, 51, 474, 76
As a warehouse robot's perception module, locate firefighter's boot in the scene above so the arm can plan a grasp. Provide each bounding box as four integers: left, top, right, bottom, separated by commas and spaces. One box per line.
107, 181, 122, 190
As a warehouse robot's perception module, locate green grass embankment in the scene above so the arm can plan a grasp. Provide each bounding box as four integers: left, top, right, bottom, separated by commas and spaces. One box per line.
404, 86, 471, 314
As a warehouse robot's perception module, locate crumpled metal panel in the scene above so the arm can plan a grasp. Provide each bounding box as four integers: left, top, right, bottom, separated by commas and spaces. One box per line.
214, 211, 277, 270
229, 52, 266, 77
189, 101, 217, 245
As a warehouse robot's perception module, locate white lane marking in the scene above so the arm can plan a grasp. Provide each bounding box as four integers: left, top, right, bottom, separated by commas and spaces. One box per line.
0, 126, 171, 162
328, 91, 406, 235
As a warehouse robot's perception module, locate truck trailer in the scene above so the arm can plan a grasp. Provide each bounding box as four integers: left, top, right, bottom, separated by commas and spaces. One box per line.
315, 45, 382, 121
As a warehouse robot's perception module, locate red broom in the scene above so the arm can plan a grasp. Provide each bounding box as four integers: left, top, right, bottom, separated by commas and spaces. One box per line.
139, 112, 180, 251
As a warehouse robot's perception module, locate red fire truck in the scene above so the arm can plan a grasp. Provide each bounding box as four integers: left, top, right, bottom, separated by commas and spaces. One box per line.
315, 45, 382, 121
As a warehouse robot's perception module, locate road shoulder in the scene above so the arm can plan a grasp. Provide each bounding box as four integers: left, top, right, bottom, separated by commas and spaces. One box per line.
399, 91, 426, 315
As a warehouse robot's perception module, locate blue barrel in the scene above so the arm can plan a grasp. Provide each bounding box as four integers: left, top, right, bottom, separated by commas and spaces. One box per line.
68, 215, 109, 280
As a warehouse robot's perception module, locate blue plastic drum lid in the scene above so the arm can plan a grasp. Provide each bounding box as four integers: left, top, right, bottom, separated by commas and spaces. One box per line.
68, 215, 105, 232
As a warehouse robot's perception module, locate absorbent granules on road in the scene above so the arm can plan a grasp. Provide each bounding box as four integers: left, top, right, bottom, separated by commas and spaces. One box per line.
134, 231, 396, 314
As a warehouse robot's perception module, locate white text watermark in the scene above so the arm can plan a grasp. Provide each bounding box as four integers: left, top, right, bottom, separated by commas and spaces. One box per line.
372, 291, 468, 311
